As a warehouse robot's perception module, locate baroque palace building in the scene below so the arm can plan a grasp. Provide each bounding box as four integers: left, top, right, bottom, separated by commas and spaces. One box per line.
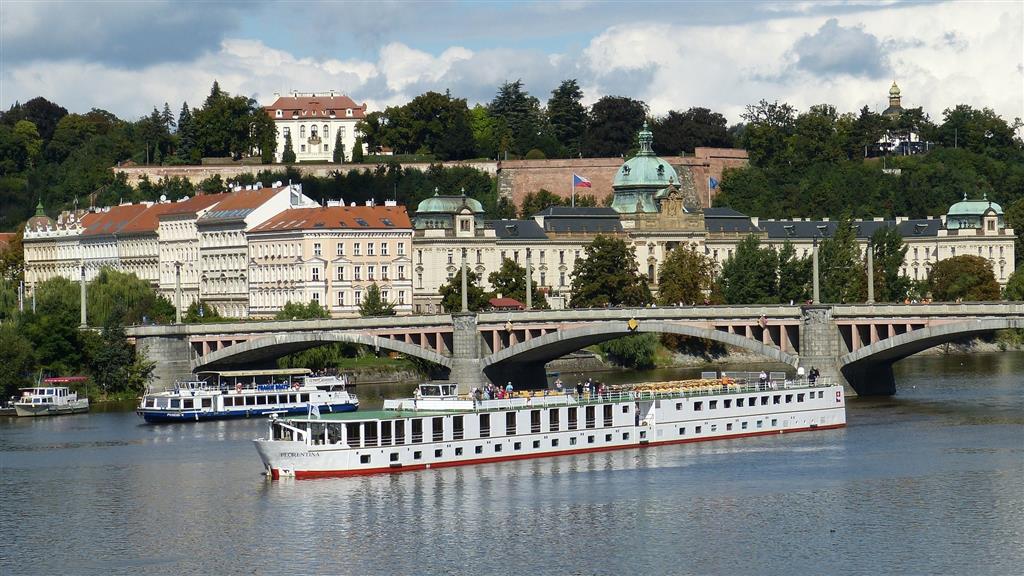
264, 91, 367, 163
21, 126, 1016, 318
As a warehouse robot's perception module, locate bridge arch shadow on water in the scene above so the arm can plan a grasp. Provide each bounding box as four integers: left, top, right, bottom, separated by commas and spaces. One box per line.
193, 331, 453, 373
481, 320, 800, 387
840, 318, 1024, 393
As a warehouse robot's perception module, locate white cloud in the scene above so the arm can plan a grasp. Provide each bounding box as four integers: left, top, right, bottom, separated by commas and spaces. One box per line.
0, 1, 1019, 127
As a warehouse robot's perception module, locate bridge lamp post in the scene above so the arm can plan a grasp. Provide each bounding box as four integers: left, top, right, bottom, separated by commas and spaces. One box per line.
80, 261, 87, 327
813, 225, 828, 305
460, 248, 469, 313
866, 245, 875, 305
525, 248, 533, 310
174, 261, 183, 324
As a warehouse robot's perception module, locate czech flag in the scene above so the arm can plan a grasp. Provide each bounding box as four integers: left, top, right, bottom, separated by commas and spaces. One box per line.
573, 173, 592, 188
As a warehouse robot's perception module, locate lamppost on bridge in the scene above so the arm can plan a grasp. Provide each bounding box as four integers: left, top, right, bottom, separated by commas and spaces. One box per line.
80, 261, 87, 327
812, 225, 826, 305
174, 261, 183, 324
525, 248, 533, 311
460, 248, 469, 313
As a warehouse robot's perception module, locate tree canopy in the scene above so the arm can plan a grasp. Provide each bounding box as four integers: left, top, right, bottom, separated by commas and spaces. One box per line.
438, 268, 491, 312
359, 283, 396, 316
927, 255, 1000, 301
656, 243, 717, 305
569, 235, 652, 308
274, 300, 330, 320
487, 258, 549, 309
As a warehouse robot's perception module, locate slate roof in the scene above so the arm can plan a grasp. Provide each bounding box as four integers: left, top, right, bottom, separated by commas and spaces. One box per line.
532, 206, 619, 218
251, 206, 412, 232
265, 94, 366, 120
757, 218, 940, 239
488, 219, 548, 240
543, 217, 623, 234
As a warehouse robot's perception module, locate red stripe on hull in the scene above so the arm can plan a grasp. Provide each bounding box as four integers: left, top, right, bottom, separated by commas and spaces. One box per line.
286, 423, 846, 480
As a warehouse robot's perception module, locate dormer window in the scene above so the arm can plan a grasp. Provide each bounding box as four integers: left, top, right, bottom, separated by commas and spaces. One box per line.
346, 109, 353, 117
329, 110, 336, 118
275, 109, 282, 118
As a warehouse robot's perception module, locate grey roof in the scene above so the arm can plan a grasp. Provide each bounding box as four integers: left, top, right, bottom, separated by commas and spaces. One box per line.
758, 218, 940, 239
704, 207, 749, 218
543, 217, 623, 234
706, 218, 760, 234
488, 220, 548, 240
532, 206, 619, 218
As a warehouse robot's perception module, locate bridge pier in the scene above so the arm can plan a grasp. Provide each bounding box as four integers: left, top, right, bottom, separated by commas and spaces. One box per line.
136, 335, 193, 390
450, 313, 487, 393
800, 305, 896, 396
841, 362, 896, 396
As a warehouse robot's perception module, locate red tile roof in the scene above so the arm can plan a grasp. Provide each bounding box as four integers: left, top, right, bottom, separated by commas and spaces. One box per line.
251, 206, 411, 232
82, 204, 152, 237
0, 232, 16, 248
489, 297, 524, 310
264, 94, 367, 120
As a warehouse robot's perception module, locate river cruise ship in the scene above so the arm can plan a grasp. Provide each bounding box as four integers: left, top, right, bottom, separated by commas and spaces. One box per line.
254, 377, 846, 479
137, 369, 357, 423
14, 377, 90, 417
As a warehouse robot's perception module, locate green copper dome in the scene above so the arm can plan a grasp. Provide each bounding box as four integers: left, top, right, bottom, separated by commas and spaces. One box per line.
415, 189, 484, 214
947, 192, 1002, 216
612, 122, 678, 190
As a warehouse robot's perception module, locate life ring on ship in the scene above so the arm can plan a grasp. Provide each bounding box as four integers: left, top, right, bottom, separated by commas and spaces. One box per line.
235, 383, 243, 394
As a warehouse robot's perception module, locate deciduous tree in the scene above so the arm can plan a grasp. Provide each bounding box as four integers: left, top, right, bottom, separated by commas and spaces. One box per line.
275, 300, 330, 320
438, 268, 491, 312
651, 107, 732, 155
819, 218, 866, 303
487, 258, 548, 309
927, 255, 1000, 301
570, 235, 652, 308
582, 96, 647, 158
656, 243, 716, 305
719, 235, 780, 304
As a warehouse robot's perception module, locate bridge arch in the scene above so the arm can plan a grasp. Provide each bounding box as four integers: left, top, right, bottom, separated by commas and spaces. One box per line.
192, 331, 453, 372
482, 320, 799, 369
841, 318, 1024, 368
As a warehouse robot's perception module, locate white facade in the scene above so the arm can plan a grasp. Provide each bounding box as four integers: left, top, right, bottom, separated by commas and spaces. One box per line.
265, 92, 367, 163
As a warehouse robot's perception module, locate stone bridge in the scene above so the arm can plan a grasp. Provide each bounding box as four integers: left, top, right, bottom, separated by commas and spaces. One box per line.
128, 302, 1024, 396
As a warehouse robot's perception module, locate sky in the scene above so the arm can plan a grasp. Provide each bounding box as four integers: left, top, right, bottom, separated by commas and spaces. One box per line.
1, 0, 1022, 126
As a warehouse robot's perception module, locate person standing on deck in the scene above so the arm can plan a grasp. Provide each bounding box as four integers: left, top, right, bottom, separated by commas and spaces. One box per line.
506, 382, 514, 397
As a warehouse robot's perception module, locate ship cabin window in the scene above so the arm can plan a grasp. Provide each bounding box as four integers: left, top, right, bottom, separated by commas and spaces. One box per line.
514, 442, 522, 451
433, 417, 444, 442
695, 426, 702, 434
171, 399, 180, 409
146, 399, 156, 408
724, 399, 732, 408
363, 423, 378, 447
675, 402, 682, 410
709, 400, 717, 410
455, 447, 463, 456
223, 397, 233, 407
585, 406, 597, 428
603, 405, 613, 427
533, 440, 540, 449
588, 435, 595, 444
413, 451, 422, 460
300, 394, 310, 403
494, 444, 502, 453
346, 423, 360, 447
757, 420, 763, 429
183, 399, 194, 409
328, 424, 343, 444
785, 394, 793, 403
390, 452, 399, 462
435, 449, 443, 458
530, 410, 541, 433
694, 401, 703, 411
737, 398, 744, 407
568, 408, 578, 430
622, 432, 630, 440
479, 414, 490, 438
605, 434, 612, 442
257, 395, 267, 405
678, 427, 685, 435
710, 424, 717, 432
549, 409, 560, 432
742, 422, 748, 430
381, 421, 393, 445
622, 405, 629, 413
726, 423, 733, 431
506, 412, 517, 435
552, 438, 560, 447
773, 395, 781, 405
453, 416, 464, 440
797, 393, 805, 402
475, 446, 483, 454
411, 419, 423, 443
818, 391, 824, 399
360, 455, 370, 464
570, 437, 577, 446
771, 419, 778, 426
761, 396, 769, 406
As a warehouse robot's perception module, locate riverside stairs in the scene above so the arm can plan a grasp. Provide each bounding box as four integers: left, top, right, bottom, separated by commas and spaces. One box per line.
127, 303, 1024, 396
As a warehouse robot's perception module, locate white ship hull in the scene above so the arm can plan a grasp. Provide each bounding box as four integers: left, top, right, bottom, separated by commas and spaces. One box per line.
14, 398, 89, 417
255, 383, 846, 479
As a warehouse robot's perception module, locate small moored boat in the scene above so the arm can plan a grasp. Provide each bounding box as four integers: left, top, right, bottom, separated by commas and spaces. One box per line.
14, 377, 91, 417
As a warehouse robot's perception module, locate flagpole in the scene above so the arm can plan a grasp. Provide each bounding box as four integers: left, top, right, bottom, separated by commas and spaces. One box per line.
571, 177, 576, 208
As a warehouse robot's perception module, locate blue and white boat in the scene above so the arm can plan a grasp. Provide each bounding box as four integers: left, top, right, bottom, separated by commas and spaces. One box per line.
137, 368, 358, 423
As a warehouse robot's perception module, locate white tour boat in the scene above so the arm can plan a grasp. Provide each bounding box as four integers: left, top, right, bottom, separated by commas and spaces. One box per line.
254, 376, 846, 480
14, 377, 90, 417
137, 368, 358, 423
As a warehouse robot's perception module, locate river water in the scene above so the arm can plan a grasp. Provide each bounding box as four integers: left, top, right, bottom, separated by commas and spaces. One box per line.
1, 353, 1022, 575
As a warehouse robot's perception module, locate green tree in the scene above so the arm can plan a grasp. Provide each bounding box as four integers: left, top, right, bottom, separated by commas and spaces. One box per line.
651, 107, 732, 155
87, 267, 175, 326
282, 131, 296, 163
275, 300, 330, 320
184, 301, 223, 323
656, 243, 717, 305
333, 130, 345, 163
351, 137, 364, 162
0, 227, 24, 282
719, 235, 780, 304
1004, 198, 1024, 266
570, 235, 652, 308
777, 241, 811, 304
1003, 267, 1024, 300
13, 120, 43, 168
84, 321, 153, 395
927, 255, 1001, 301
439, 268, 491, 312
2, 96, 68, 141
488, 80, 544, 157
175, 102, 197, 163
359, 283, 396, 316
583, 96, 647, 157
21, 277, 84, 375
740, 99, 797, 171
869, 226, 910, 302
0, 322, 35, 398
819, 219, 866, 303
599, 333, 658, 369
487, 258, 549, 309
519, 189, 566, 218
547, 79, 587, 157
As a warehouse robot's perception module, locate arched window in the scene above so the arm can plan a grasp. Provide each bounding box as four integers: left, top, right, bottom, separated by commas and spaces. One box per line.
300, 125, 306, 138
311, 125, 318, 138
323, 124, 329, 137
